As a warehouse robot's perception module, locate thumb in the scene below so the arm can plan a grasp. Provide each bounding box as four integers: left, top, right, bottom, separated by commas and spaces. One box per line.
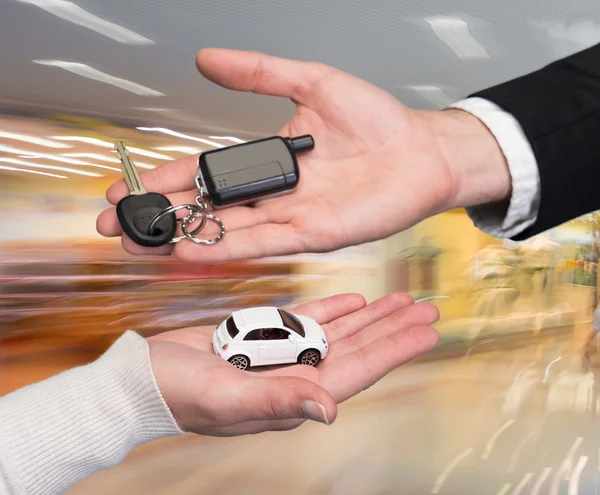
233, 375, 338, 425
195, 48, 334, 104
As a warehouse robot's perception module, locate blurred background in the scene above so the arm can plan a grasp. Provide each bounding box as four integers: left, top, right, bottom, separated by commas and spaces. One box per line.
2, 0, 600, 493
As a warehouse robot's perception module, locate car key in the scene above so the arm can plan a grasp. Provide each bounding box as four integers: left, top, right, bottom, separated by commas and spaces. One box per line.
114, 141, 178, 247
195, 135, 314, 208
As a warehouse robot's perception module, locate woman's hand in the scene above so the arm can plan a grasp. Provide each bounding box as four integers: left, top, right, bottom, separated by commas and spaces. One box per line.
146, 292, 439, 435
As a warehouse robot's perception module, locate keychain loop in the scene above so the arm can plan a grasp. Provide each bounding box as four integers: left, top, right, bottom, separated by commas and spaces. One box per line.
147, 194, 225, 245
148, 204, 207, 243
195, 194, 209, 211
181, 213, 225, 245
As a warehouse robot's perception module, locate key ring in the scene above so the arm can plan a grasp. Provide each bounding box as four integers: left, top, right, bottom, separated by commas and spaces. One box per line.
181, 213, 225, 244
148, 193, 226, 245
148, 204, 207, 243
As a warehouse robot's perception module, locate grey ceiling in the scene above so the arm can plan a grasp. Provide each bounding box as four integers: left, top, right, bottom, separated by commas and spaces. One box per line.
1, 0, 598, 136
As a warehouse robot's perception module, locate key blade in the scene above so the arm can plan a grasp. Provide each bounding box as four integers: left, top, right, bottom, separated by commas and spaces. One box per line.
115, 141, 147, 195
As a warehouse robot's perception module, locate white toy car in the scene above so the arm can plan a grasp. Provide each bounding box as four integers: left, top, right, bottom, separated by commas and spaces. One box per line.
212, 306, 329, 370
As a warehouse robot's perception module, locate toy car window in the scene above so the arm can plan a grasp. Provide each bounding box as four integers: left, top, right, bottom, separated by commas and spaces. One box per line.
262, 328, 289, 340
244, 329, 262, 341
277, 309, 305, 337
226, 317, 239, 338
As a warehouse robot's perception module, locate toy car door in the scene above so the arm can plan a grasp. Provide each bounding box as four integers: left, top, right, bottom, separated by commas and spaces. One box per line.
258, 328, 296, 362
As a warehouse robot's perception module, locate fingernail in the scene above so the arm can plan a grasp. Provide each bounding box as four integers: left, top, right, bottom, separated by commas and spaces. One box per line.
301, 400, 330, 425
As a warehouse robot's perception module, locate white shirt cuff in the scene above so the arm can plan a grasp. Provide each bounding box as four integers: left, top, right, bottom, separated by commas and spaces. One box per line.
0, 331, 184, 494
448, 97, 541, 239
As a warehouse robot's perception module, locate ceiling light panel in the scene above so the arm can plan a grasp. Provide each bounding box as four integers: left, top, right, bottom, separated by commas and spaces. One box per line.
127, 147, 172, 160
33, 60, 165, 96
16, 0, 154, 45
424, 16, 489, 59
137, 127, 225, 148
408, 85, 453, 108
61, 152, 120, 163
0, 131, 71, 148
0, 144, 85, 162
155, 146, 202, 154
51, 136, 114, 148
0, 158, 102, 177
50, 136, 171, 160
0, 145, 119, 170
0, 165, 67, 179
532, 20, 600, 56
209, 136, 246, 144
60, 152, 154, 169
133, 107, 173, 113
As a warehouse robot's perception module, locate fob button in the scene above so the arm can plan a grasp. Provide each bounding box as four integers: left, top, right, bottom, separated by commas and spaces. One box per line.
133, 206, 170, 235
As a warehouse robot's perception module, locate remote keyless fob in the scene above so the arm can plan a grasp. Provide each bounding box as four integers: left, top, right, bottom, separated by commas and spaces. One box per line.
196, 135, 314, 208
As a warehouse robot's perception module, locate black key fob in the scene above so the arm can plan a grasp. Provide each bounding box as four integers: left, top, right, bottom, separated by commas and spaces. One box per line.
113, 140, 178, 248
195, 135, 314, 208
116, 193, 177, 247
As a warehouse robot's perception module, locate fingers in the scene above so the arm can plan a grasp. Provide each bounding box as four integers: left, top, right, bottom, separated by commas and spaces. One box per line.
173, 222, 305, 262
322, 325, 440, 403
96, 206, 120, 237
206, 418, 305, 437
329, 302, 440, 358
289, 293, 367, 326
105, 154, 199, 204
97, 217, 301, 262
323, 292, 414, 343
96, 198, 269, 239
97, 215, 293, 262
220, 374, 337, 426
196, 48, 335, 104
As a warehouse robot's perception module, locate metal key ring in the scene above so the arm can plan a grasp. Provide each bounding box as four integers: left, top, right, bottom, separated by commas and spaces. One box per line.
148, 204, 207, 243
181, 213, 225, 245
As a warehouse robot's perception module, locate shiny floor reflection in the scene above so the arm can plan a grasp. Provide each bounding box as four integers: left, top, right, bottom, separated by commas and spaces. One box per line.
46, 333, 599, 494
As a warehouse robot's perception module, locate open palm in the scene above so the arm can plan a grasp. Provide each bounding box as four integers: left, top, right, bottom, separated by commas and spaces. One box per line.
146, 293, 439, 436
97, 48, 454, 261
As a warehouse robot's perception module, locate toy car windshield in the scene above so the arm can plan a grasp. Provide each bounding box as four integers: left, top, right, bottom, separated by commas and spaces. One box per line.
277, 309, 305, 337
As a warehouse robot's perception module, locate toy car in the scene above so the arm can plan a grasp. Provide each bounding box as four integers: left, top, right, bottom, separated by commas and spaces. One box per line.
212, 306, 328, 370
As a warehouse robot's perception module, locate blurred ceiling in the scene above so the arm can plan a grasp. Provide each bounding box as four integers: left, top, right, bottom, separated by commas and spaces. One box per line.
0, 113, 226, 192
2, 0, 599, 136
2, 0, 600, 191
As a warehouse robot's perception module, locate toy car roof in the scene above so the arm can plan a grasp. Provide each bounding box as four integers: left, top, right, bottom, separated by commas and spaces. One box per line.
232, 307, 284, 330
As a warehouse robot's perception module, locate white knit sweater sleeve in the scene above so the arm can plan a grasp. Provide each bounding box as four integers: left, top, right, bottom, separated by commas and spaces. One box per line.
0, 331, 184, 494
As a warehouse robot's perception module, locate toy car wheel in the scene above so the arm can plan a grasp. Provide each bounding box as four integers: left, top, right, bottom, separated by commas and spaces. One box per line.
298, 349, 321, 367
228, 355, 250, 370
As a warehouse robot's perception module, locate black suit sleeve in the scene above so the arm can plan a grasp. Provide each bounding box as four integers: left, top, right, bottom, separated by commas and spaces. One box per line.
470, 43, 600, 240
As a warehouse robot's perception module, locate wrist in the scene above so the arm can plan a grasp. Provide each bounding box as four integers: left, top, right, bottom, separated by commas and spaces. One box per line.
424, 108, 512, 210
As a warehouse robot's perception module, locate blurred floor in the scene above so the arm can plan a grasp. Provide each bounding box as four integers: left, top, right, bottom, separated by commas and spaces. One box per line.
0, 335, 573, 494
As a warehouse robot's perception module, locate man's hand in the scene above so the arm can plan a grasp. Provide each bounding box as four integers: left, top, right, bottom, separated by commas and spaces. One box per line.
97, 48, 510, 262
146, 292, 439, 435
